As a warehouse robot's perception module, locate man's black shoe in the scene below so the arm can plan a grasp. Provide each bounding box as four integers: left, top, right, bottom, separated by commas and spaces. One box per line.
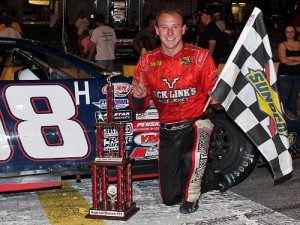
179, 199, 199, 214
201, 169, 229, 193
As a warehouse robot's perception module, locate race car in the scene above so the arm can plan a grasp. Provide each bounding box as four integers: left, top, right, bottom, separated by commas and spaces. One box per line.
0, 38, 298, 193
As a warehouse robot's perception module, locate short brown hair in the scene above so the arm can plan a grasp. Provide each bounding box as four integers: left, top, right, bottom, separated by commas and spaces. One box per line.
156, 5, 184, 26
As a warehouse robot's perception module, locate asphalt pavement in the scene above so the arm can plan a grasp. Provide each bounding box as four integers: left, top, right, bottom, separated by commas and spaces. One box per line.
0, 159, 300, 225
230, 157, 300, 221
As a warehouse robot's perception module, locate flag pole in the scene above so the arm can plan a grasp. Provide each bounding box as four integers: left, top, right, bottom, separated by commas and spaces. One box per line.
203, 96, 211, 112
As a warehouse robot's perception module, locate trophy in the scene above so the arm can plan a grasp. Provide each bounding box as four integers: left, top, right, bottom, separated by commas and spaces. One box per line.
86, 72, 139, 220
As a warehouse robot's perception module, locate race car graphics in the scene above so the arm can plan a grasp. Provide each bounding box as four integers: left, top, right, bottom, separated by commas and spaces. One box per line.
133, 132, 159, 146
96, 110, 132, 123
102, 82, 132, 97
130, 147, 159, 160
133, 120, 160, 133
96, 98, 129, 110
136, 109, 159, 120
0, 80, 99, 173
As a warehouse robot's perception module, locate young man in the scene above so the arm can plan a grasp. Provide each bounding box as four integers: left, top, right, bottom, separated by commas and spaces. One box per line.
129, 5, 226, 214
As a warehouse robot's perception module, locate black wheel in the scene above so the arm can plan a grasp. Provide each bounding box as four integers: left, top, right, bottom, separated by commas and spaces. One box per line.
207, 111, 259, 187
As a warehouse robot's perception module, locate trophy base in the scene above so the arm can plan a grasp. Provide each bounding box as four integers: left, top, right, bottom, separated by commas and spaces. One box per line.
85, 203, 140, 221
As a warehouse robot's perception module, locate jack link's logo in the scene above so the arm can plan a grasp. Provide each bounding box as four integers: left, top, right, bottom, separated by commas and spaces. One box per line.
162, 76, 180, 89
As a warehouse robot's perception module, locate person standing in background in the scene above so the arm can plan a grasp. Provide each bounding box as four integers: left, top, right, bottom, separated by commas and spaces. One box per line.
199, 9, 222, 67
277, 25, 300, 119
80, 30, 90, 58
214, 12, 225, 32
88, 14, 116, 71
76, 12, 90, 56
132, 16, 157, 55
49, 9, 59, 44
76, 12, 90, 38
183, 15, 200, 46
0, 16, 21, 38
293, 12, 300, 35
0, 13, 23, 36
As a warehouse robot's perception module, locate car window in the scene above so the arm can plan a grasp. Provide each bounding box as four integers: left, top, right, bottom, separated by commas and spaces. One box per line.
0, 47, 91, 81
46, 55, 91, 79
0, 49, 25, 80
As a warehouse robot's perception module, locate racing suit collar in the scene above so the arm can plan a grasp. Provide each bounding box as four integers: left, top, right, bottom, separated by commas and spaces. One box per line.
160, 43, 186, 60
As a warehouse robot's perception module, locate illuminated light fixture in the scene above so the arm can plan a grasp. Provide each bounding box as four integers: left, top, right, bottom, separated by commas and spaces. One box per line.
231, 2, 245, 6
29, 0, 50, 5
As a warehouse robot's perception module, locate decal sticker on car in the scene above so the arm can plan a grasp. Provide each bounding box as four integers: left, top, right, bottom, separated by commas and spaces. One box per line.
130, 147, 159, 160
96, 110, 132, 123
133, 120, 160, 133
96, 99, 129, 110
102, 82, 132, 97
133, 132, 159, 146
136, 109, 159, 120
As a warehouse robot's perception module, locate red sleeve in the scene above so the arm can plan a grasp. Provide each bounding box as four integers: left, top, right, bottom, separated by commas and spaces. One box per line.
197, 50, 219, 99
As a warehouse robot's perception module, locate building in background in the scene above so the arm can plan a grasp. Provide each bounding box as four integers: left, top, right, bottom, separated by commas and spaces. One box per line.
1, 0, 300, 29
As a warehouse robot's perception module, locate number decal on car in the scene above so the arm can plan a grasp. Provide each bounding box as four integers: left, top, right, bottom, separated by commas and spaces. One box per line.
2, 84, 91, 162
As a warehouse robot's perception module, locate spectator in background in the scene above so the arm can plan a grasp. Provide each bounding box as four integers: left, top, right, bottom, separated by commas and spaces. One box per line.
293, 13, 300, 38
88, 14, 117, 71
0, 16, 22, 38
76, 12, 90, 38
132, 16, 157, 55
183, 15, 199, 46
277, 25, 300, 119
199, 9, 222, 67
49, 9, 59, 44
80, 30, 90, 58
76, 12, 90, 56
214, 12, 225, 32
0, 16, 22, 36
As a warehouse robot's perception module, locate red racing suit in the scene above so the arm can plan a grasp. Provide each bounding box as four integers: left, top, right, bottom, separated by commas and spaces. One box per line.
129, 44, 219, 205
129, 44, 219, 123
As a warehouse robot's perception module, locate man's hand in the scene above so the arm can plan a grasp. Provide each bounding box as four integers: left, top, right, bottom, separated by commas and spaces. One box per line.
132, 72, 147, 99
209, 96, 218, 105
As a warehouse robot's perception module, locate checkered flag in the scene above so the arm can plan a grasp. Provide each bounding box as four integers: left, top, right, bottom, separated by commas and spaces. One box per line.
211, 7, 293, 181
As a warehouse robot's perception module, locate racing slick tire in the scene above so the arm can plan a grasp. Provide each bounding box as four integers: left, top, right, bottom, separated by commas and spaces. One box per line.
207, 111, 259, 188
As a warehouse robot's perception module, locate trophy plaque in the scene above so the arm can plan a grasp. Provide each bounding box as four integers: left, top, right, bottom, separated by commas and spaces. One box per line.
86, 72, 139, 221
